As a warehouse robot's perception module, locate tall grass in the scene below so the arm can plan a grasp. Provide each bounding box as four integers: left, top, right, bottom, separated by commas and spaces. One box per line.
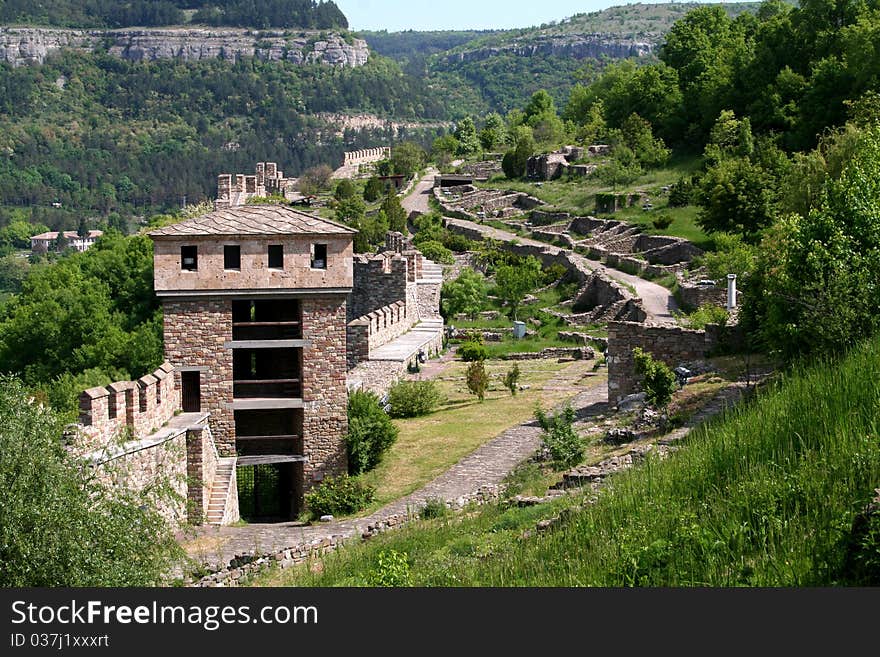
258, 338, 880, 587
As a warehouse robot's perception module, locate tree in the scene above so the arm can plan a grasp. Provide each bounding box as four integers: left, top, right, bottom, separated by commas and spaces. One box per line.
390, 142, 427, 178
0, 375, 181, 586
363, 177, 385, 202
334, 178, 356, 201
345, 389, 399, 475
501, 129, 536, 180
466, 360, 489, 402
298, 164, 334, 195
620, 113, 670, 168
53, 230, 69, 252
503, 363, 521, 396
454, 117, 481, 156
440, 267, 488, 321
594, 144, 643, 190
632, 348, 677, 412
479, 112, 508, 151
381, 193, 408, 234
536, 404, 583, 469
696, 157, 777, 239
495, 256, 542, 320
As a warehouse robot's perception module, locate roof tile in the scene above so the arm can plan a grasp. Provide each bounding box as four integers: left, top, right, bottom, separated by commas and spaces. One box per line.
148, 205, 356, 238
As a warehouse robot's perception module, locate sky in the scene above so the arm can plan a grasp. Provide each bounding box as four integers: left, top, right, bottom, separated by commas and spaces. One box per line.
333, 0, 732, 32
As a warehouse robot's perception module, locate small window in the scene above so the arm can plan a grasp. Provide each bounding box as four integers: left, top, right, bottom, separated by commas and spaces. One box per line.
224, 245, 241, 270
268, 244, 284, 269
311, 243, 327, 270
181, 245, 198, 271
156, 380, 162, 406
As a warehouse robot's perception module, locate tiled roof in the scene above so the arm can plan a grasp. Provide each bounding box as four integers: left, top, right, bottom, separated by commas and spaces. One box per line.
148, 205, 356, 238
31, 230, 103, 240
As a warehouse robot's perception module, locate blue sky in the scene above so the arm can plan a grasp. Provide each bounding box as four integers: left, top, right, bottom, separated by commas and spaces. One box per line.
333, 0, 732, 32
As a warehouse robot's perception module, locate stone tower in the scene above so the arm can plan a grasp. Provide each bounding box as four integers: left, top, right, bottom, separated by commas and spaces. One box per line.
149, 205, 356, 520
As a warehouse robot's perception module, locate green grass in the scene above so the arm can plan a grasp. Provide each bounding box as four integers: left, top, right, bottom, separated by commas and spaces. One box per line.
255, 336, 880, 587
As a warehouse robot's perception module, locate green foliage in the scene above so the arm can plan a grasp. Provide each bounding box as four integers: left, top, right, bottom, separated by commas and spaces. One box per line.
632, 347, 677, 410
420, 498, 448, 520
0, 232, 161, 415
535, 404, 583, 470
593, 144, 643, 189
363, 177, 386, 203
0, 376, 181, 586
334, 178, 356, 201
458, 340, 487, 362
367, 550, 411, 587
454, 117, 481, 156
695, 232, 758, 281
652, 213, 674, 230
503, 363, 521, 396
380, 194, 408, 234
390, 142, 427, 178
416, 240, 454, 265
501, 130, 536, 179
695, 157, 777, 239
440, 267, 488, 321
345, 390, 399, 476
386, 380, 443, 418
495, 255, 543, 320
667, 176, 696, 207
0, 254, 29, 294
304, 475, 375, 519
620, 113, 670, 168
298, 164, 334, 195
479, 112, 509, 150
678, 304, 729, 330
465, 360, 489, 402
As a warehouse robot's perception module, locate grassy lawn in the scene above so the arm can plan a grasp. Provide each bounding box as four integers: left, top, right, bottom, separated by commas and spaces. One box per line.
356, 359, 598, 512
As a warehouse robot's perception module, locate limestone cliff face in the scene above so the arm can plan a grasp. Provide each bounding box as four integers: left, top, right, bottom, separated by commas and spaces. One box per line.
0, 27, 370, 67
444, 35, 654, 64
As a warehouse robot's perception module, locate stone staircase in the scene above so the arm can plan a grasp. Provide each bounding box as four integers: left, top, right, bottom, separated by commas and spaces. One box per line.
206, 457, 237, 526
419, 259, 444, 285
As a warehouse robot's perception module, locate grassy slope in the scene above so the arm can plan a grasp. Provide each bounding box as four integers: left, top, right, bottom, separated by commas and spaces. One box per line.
257, 337, 880, 587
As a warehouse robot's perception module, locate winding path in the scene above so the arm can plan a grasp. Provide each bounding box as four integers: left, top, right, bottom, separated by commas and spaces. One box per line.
444, 217, 679, 325
401, 167, 438, 216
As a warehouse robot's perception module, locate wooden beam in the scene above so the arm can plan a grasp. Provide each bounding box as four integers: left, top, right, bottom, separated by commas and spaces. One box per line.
236, 455, 308, 466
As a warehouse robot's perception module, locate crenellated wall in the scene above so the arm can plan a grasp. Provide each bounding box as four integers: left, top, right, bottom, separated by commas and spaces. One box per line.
343, 147, 391, 167
78, 363, 178, 451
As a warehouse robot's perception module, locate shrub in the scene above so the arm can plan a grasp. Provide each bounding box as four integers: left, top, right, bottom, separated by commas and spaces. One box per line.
420, 498, 448, 519
363, 177, 385, 202
535, 404, 583, 470
503, 363, 521, 396
633, 347, 677, 411
367, 550, 411, 587
652, 213, 674, 230
443, 232, 475, 253
345, 390, 399, 475
466, 360, 489, 402
304, 475, 375, 519
417, 240, 455, 265
459, 340, 488, 362
679, 304, 729, 330
387, 380, 443, 418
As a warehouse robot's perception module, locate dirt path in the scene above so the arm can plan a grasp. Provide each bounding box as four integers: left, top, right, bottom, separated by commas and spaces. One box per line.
181, 360, 605, 573
445, 217, 679, 325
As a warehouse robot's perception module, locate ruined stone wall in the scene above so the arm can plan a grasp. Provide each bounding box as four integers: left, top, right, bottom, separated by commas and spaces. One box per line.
417, 280, 442, 320
186, 424, 219, 524
301, 296, 348, 489
607, 321, 722, 402
77, 363, 178, 452
677, 283, 727, 311
163, 298, 235, 454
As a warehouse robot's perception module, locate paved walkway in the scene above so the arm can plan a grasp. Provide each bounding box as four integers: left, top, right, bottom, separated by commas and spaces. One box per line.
401, 168, 438, 216
445, 217, 679, 324
182, 361, 605, 571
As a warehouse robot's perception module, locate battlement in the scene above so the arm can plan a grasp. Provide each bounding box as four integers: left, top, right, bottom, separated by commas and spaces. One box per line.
343, 147, 390, 168
216, 161, 296, 208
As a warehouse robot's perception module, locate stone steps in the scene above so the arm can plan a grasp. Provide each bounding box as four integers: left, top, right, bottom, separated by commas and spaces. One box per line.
206, 458, 236, 526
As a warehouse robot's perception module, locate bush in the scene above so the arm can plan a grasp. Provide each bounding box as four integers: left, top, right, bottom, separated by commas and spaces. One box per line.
633, 347, 677, 410
466, 360, 489, 401
387, 380, 443, 418
535, 404, 583, 470
420, 498, 448, 519
503, 363, 521, 396
363, 177, 385, 202
652, 213, 674, 230
458, 340, 488, 362
679, 304, 729, 330
304, 475, 375, 519
345, 390, 399, 475
443, 232, 475, 253
417, 240, 454, 265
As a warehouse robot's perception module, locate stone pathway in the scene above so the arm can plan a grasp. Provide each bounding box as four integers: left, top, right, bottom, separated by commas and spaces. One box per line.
181, 361, 605, 573
401, 168, 438, 216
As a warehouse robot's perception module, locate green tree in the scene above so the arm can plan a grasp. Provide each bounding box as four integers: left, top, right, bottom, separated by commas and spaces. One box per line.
298, 164, 334, 195
632, 347, 677, 412
454, 117, 481, 157
334, 178, 356, 201
390, 142, 427, 178
381, 193, 408, 234
440, 267, 488, 321
0, 375, 181, 586
535, 404, 583, 469
479, 112, 508, 151
345, 389, 399, 476
696, 157, 777, 239
503, 363, 521, 396
595, 144, 643, 189
620, 113, 669, 169
495, 256, 542, 320
53, 230, 69, 252
363, 177, 385, 203
465, 360, 489, 402
501, 128, 536, 180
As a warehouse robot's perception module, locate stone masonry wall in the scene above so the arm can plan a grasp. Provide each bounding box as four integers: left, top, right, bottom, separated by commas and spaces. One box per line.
607, 321, 722, 402
163, 298, 235, 455
301, 295, 349, 489
417, 280, 442, 320
186, 424, 219, 524
350, 254, 409, 320
77, 363, 178, 452
88, 429, 189, 527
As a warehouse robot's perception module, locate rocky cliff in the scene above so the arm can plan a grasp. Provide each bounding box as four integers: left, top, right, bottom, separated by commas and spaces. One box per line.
444, 34, 654, 64
0, 27, 370, 67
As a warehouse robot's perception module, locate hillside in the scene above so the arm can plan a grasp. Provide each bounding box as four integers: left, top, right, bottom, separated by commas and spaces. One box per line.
0, 0, 348, 29
260, 336, 880, 587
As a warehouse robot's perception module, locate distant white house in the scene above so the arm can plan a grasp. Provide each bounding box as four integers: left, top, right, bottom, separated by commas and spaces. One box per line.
30, 230, 103, 254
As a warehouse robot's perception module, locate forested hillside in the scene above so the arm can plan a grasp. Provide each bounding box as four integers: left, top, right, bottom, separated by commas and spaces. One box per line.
0, 0, 348, 29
